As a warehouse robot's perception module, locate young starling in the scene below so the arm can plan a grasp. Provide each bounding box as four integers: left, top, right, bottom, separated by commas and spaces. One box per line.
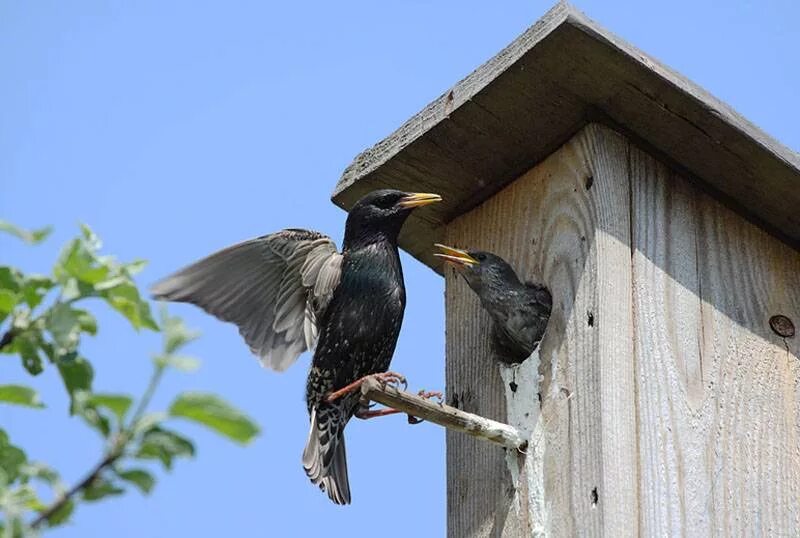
434, 244, 552, 365
151, 189, 441, 505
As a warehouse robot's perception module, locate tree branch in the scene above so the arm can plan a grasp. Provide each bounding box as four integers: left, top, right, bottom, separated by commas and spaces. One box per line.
360, 377, 528, 451
29, 445, 122, 529
0, 327, 17, 351
31, 360, 167, 529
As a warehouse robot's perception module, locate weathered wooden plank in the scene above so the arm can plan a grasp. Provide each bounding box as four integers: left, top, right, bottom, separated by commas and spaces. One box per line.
630, 145, 800, 536
444, 124, 637, 537
333, 2, 800, 272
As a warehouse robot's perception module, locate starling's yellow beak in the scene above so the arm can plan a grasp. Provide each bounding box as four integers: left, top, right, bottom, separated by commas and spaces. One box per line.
398, 192, 442, 209
433, 243, 479, 267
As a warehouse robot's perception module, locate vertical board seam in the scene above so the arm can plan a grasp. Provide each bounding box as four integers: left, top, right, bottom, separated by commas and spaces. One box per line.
626, 136, 643, 538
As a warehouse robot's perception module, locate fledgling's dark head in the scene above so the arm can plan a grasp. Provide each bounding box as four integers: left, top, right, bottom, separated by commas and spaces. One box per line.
344, 189, 441, 249
434, 244, 521, 294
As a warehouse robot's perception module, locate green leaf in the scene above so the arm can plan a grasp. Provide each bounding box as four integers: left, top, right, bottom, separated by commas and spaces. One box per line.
71, 391, 111, 437
131, 411, 167, 436
12, 333, 44, 375
169, 392, 259, 445
0, 290, 19, 320
57, 356, 93, 402
0, 267, 23, 292
82, 476, 124, 502
19, 462, 60, 486
19, 274, 55, 310
54, 238, 109, 286
161, 310, 199, 354
135, 427, 195, 470
101, 283, 158, 331
45, 303, 83, 355
154, 354, 200, 372
116, 468, 155, 494
87, 393, 132, 422
0, 385, 44, 408
74, 308, 98, 336
60, 277, 94, 302
0, 430, 27, 486
44, 497, 74, 527
0, 220, 52, 244
122, 259, 147, 276
79, 223, 101, 250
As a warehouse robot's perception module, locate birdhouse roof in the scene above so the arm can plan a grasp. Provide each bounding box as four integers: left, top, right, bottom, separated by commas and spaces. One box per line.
332, 2, 800, 270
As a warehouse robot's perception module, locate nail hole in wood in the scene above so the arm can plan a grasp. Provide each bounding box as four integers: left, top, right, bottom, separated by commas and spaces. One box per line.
587, 311, 594, 327
585, 175, 594, 190
509, 381, 518, 393
591, 487, 598, 506
769, 314, 795, 338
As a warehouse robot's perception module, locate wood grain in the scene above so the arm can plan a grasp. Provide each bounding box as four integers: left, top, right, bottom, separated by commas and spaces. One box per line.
359, 377, 526, 450
444, 124, 637, 537
333, 2, 800, 272
630, 144, 800, 536
443, 122, 800, 536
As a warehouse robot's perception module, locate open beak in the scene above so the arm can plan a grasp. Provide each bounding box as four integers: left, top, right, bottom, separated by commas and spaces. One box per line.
433, 243, 479, 268
398, 192, 442, 209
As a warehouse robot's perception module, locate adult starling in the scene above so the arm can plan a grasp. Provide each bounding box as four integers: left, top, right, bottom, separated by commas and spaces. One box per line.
434, 244, 552, 365
151, 189, 441, 505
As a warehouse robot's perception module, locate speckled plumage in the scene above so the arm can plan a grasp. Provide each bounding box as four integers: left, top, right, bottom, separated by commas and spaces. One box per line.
151, 188, 440, 505
441, 249, 552, 365
302, 240, 407, 502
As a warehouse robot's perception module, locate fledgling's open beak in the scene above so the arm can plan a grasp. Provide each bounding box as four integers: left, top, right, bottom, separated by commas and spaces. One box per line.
433, 243, 479, 268
398, 192, 442, 209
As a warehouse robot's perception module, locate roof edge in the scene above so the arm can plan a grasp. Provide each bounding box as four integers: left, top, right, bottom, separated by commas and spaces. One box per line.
332, 1, 577, 204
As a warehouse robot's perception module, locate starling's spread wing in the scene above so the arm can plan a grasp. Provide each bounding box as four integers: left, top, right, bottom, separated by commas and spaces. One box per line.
151, 229, 343, 372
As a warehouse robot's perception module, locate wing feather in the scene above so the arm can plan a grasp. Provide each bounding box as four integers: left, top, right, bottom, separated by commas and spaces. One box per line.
151, 229, 343, 371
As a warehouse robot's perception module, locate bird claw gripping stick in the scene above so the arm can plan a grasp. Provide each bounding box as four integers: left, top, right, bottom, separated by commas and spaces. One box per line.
405, 390, 445, 424
152, 189, 443, 505
327, 373, 444, 425
326, 371, 408, 403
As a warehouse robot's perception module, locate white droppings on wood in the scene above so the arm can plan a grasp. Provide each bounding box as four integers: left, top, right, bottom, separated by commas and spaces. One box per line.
442, 121, 799, 536
445, 123, 636, 537
499, 349, 547, 537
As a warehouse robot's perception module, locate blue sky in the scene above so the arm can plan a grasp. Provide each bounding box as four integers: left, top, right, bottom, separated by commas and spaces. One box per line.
1, 1, 798, 536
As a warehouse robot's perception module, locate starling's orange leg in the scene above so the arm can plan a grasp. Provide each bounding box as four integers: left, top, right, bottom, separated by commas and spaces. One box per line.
326, 371, 408, 403
418, 390, 444, 403
406, 389, 445, 424
355, 407, 404, 419
355, 389, 445, 423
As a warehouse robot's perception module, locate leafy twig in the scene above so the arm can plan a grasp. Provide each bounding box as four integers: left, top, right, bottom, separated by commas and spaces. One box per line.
29, 443, 122, 529
30, 362, 166, 529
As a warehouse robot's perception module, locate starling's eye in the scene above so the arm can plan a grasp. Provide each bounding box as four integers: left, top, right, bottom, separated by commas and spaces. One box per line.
475, 253, 487, 261
375, 195, 398, 209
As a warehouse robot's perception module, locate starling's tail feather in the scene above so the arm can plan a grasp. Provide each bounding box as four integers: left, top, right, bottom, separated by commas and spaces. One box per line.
302, 406, 351, 505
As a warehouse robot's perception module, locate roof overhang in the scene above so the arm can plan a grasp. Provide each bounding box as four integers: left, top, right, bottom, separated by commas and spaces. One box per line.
332, 2, 800, 270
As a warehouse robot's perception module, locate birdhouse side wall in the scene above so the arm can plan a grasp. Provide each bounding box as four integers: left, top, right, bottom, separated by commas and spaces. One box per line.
443, 122, 800, 537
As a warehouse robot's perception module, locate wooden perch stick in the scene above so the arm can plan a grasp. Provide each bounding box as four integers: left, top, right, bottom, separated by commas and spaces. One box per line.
359, 377, 527, 451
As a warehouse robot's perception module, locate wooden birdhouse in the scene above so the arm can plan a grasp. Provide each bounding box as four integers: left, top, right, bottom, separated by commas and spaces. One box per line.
333, 3, 800, 536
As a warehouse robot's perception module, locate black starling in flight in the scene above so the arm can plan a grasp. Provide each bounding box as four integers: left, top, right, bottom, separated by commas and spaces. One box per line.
151, 189, 441, 505
434, 244, 551, 365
